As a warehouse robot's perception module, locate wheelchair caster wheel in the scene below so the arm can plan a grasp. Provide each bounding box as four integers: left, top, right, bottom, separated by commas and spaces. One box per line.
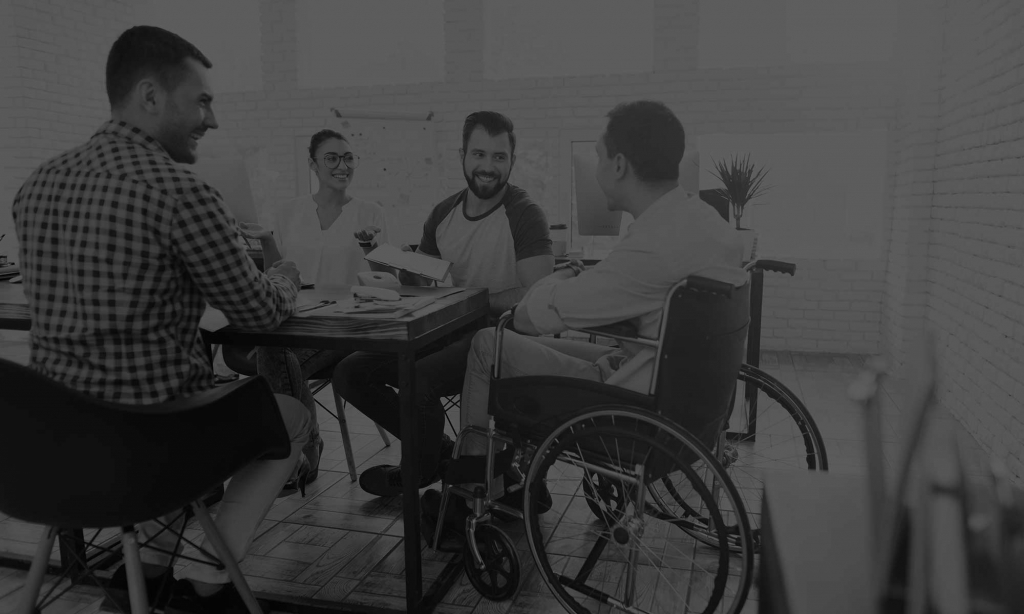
463, 524, 520, 601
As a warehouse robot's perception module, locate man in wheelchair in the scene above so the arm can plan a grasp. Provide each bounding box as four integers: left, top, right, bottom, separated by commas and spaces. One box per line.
423, 100, 746, 531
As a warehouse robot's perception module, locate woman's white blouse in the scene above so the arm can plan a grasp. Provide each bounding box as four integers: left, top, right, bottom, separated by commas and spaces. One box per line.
267, 195, 390, 287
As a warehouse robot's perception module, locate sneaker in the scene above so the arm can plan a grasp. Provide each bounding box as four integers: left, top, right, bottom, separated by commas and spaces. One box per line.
493, 480, 553, 523
359, 464, 443, 497
164, 579, 252, 614
103, 564, 175, 611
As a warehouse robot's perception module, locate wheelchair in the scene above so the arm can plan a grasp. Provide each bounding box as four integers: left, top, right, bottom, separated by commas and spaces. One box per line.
431, 268, 757, 613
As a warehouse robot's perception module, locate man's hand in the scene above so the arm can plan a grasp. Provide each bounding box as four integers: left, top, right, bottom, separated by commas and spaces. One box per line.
266, 260, 301, 291
396, 244, 432, 286
354, 225, 382, 245
554, 258, 586, 276
238, 222, 273, 241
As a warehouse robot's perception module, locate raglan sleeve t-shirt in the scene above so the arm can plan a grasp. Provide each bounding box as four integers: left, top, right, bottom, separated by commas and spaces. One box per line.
417, 185, 551, 291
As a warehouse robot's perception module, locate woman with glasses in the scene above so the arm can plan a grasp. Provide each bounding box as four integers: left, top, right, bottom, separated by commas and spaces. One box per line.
238, 129, 390, 494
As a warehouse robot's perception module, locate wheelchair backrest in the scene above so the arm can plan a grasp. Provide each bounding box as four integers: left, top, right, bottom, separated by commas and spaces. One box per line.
652, 269, 751, 452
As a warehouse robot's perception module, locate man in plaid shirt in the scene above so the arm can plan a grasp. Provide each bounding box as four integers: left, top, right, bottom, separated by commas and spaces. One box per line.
12, 26, 309, 614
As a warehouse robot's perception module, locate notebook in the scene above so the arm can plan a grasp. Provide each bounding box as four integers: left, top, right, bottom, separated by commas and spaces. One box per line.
364, 244, 452, 282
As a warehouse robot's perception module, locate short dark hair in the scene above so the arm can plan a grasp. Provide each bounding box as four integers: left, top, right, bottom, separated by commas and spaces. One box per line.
603, 101, 685, 183
308, 129, 349, 159
106, 26, 212, 108
462, 111, 516, 156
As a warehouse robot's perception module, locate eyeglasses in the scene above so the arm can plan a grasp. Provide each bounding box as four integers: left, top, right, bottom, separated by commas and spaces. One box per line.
322, 153, 360, 169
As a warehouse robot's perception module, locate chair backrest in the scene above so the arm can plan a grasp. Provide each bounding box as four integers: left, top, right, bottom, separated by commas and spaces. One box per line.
653, 268, 751, 453
0, 359, 291, 528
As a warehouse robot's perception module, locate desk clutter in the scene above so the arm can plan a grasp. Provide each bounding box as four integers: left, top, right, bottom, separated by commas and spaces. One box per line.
848, 333, 1024, 613
0, 262, 20, 282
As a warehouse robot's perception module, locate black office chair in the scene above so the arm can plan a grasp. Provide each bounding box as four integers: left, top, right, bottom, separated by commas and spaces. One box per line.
0, 359, 291, 614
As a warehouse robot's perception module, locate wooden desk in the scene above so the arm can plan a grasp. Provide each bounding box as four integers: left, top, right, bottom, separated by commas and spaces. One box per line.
0, 283, 27, 329
0, 283, 489, 613
204, 285, 489, 613
759, 471, 874, 614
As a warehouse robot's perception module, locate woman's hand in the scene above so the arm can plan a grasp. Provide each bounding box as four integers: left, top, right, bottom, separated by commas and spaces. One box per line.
239, 222, 273, 241
354, 225, 382, 245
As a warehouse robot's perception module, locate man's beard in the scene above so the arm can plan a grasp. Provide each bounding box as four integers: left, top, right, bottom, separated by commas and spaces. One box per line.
464, 168, 507, 200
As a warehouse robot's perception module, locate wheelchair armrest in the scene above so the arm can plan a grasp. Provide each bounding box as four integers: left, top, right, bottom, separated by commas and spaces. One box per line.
578, 320, 640, 341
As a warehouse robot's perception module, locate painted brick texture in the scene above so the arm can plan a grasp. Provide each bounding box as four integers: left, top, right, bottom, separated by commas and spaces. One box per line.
925, 0, 1024, 479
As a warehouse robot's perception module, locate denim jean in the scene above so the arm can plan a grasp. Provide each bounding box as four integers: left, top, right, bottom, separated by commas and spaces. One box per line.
332, 329, 476, 476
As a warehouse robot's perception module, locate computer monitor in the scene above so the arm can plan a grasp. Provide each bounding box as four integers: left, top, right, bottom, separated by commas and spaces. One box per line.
572, 150, 621, 237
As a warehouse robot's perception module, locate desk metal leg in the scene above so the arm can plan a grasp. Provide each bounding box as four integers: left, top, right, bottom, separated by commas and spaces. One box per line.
397, 350, 423, 612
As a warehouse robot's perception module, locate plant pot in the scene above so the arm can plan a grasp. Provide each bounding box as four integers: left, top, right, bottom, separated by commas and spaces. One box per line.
737, 228, 758, 262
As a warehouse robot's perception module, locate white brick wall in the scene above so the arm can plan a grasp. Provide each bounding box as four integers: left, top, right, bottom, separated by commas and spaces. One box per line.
882, 0, 1024, 483
925, 0, 1024, 479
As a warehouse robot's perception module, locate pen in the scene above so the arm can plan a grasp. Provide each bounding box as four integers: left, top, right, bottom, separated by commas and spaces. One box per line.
296, 300, 336, 313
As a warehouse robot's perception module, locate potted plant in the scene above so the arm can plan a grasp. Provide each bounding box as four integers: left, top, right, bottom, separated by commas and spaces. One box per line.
708, 153, 771, 260
708, 153, 772, 231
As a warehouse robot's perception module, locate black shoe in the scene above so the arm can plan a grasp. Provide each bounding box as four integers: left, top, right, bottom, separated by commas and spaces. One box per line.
493, 481, 553, 523
164, 579, 252, 614
359, 463, 443, 497
103, 564, 175, 611
280, 435, 324, 497
277, 453, 312, 499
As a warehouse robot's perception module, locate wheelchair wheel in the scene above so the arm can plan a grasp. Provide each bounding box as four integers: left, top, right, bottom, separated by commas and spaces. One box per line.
649, 365, 827, 553
463, 524, 520, 601
523, 407, 753, 614
730, 364, 827, 471
582, 469, 628, 526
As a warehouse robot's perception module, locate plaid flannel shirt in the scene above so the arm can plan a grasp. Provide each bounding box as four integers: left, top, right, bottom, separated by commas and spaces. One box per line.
12, 120, 297, 404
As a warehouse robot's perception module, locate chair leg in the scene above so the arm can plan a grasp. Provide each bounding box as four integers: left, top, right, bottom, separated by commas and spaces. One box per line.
190, 500, 263, 614
376, 424, 392, 447
332, 391, 359, 483
119, 526, 150, 614
17, 526, 57, 614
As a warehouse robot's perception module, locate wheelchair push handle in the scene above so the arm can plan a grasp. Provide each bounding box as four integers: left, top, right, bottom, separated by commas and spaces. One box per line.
744, 259, 796, 276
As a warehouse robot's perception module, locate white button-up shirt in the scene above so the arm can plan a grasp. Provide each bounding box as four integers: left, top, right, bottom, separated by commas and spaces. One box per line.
267, 195, 390, 287
522, 188, 745, 394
